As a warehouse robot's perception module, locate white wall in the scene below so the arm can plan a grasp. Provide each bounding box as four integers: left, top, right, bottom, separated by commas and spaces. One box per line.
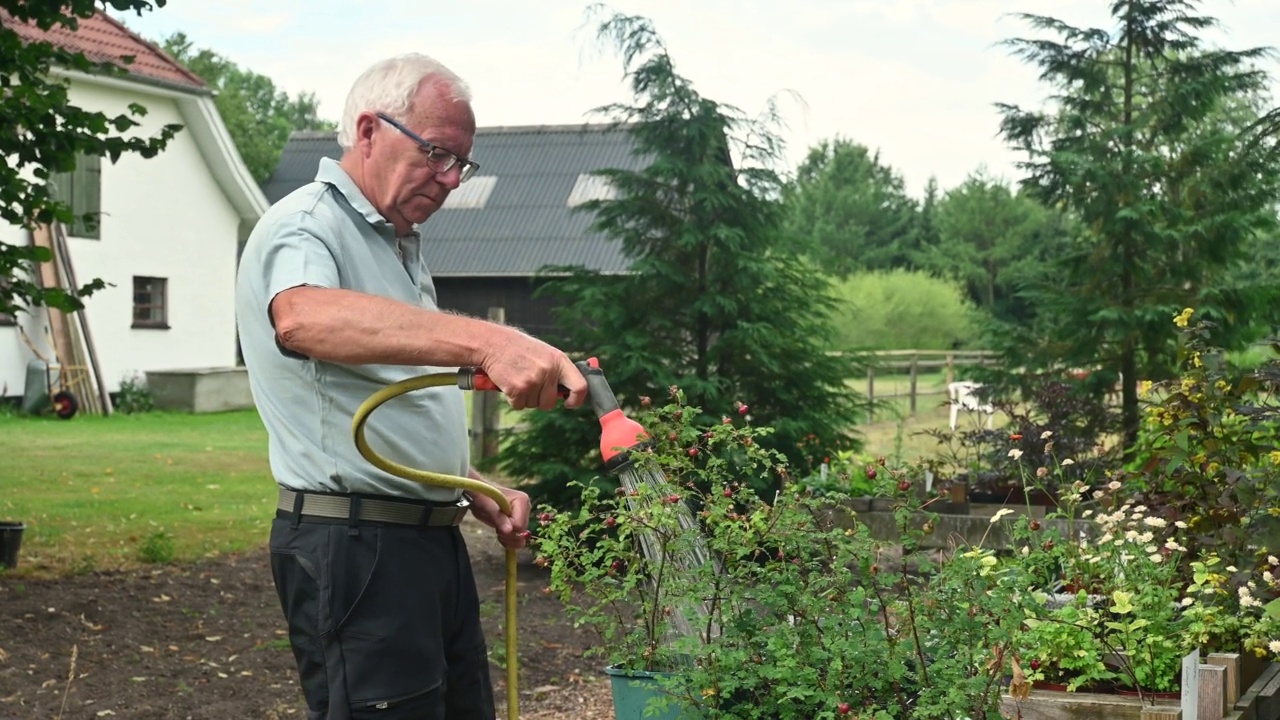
0, 79, 241, 399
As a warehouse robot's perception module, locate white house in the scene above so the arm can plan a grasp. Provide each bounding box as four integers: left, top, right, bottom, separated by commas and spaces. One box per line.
0, 12, 267, 405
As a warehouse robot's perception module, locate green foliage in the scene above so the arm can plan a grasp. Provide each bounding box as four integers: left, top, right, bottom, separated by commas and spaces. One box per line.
1125, 309, 1280, 567
995, 0, 1280, 452
114, 372, 154, 414
137, 529, 175, 564
498, 8, 864, 508
534, 397, 1029, 719
159, 32, 336, 182
782, 138, 921, 275
0, 0, 181, 318
916, 170, 1066, 323
827, 269, 980, 352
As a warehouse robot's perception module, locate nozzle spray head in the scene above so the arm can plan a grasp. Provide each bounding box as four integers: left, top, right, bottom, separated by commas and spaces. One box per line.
576, 358, 649, 469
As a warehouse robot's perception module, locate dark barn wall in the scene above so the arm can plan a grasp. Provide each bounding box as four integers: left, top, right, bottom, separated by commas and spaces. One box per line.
433, 277, 566, 342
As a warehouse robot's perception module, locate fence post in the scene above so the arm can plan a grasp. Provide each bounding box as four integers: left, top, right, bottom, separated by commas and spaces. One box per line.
867, 365, 875, 423
945, 352, 955, 386
908, 353, 919, 418
470, 307, 505, 463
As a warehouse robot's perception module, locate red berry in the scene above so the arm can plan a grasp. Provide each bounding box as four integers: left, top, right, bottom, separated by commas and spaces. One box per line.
640, 396, 652, 407
870, 563, 880, 574
776, 550, 785, 561
665, 494, 681, 504
722, 416, 732, 425
611, 560, 622, 572
688, 447, 699, 457
604, 517, 617, 528
738, 404, 749, 416
668, 431, 678, 442
1029, 520, 1042, 531
877, 456, 886, 466
1030, 659, 1041, 671
538, 512, 554, 523
838, 702, 852, 714
865, 466, 878, 480
898, 480, 911, 492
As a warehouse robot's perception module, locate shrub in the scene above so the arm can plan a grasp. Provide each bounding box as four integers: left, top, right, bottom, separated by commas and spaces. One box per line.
828, 269, 982, 352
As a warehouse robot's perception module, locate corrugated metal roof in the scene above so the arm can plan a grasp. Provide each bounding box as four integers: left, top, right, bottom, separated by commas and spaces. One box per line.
260, 124, 645, 275
2, 10, 207, 92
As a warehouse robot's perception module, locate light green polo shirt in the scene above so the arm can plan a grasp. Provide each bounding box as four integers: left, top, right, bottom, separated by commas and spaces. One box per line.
235, 158, 469, 502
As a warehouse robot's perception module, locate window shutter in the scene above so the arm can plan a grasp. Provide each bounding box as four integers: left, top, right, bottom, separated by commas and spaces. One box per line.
74, 153, 101, 238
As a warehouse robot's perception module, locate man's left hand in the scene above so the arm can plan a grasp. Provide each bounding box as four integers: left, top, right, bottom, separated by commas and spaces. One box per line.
466, 479, 531, 550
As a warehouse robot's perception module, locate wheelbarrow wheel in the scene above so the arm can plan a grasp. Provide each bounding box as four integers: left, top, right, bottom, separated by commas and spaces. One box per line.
52, 390, 79, 420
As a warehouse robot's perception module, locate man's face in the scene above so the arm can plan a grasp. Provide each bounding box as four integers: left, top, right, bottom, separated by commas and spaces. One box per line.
363, 79, 476, 234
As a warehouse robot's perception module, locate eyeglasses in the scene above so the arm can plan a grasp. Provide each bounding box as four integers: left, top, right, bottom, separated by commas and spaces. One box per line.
376, 112, 479, 183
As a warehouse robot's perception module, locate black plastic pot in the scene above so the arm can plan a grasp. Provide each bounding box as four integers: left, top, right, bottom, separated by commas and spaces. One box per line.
0, 521, 25, 569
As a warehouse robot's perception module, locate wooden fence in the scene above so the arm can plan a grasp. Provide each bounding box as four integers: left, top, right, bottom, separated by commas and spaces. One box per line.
858, 349, 999, 422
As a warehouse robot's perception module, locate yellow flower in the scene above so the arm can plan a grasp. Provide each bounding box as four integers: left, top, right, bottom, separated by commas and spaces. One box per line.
1174, 307, 1194, 328
1138, 380, 1153, 396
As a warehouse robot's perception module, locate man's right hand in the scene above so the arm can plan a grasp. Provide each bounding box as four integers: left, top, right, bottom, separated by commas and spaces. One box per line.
482, 330, 588, 411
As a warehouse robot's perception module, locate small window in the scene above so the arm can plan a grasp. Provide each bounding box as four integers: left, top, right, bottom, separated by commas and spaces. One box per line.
50, 153, 102, 239
566, 173, 617, 207
441, 175, 497, 209
132, 276, 168, 329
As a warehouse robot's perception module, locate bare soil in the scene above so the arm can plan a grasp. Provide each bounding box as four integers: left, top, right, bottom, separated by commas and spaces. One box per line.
0, 518, 614, 719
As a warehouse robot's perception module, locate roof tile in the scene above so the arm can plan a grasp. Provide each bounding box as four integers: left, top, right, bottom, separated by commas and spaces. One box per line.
2, 10, 206, 91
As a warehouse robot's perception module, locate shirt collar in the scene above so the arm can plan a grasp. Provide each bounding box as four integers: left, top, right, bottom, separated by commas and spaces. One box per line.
315, 157, 419, 239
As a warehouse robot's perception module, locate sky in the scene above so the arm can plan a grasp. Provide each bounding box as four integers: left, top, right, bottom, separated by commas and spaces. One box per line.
112, 0, 1280, 197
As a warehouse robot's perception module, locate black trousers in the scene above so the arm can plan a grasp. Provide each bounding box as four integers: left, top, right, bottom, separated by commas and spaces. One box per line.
269, 512, 495, 719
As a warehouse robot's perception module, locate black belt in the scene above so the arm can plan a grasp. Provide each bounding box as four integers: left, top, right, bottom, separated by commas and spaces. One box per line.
277, 488, 470, 527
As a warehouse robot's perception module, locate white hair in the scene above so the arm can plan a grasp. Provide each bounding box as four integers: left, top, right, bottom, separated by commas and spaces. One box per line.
337, 53, 472, 149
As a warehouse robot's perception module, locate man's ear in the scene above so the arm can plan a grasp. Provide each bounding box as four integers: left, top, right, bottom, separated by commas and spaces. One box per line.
354, 111, 380, 156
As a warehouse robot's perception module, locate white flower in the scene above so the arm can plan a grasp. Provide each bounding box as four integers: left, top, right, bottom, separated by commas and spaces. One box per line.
1270, 640, 1280, 655
1175, 521, 1188, 529
1149, 553, 1164, 563
1083, 510, 1094, 518
1008, 449, 1024, 460
1181, 597, 1195, 607
1228, 566, 1239, 573
1093, 490, 1105, 499
1139, 532, 1155, 543
1270, 555, 1279, 565
1145, 545, 1159, 554
1021, 546, 1030, 557
991, 508, 1015, 523
1099, 533, 1114, 545
1124, 530, 1140, 541
1134, 505, 1148, 513
1143, 517, 1167, 528
1061, 458, 1075, 466
1265, 571, 1274, 583
1165, 540, 1187, 552
1108, 481, 1122, 490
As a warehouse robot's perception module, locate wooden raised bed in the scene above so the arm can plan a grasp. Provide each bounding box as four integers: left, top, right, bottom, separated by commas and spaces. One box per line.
999, 654, 1280, 720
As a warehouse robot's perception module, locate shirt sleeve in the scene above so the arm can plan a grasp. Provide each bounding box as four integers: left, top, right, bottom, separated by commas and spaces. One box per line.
261, 211, 342, 305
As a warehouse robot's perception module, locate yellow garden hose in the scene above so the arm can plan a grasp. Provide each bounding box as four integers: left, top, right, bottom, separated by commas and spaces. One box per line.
351, 371, 520, 720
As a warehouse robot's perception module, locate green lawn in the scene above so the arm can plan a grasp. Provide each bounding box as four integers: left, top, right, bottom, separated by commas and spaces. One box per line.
0, 385, 986, 576
1, 410, 273, 574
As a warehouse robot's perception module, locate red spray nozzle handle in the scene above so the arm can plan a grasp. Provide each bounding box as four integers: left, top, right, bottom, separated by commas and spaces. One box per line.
468, 370, 570, 398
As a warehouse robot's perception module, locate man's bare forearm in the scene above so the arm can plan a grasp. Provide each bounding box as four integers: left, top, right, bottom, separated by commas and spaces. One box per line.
270, 286, 504, 367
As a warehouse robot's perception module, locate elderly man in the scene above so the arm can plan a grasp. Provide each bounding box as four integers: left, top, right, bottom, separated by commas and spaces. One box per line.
235, 54, 587, 719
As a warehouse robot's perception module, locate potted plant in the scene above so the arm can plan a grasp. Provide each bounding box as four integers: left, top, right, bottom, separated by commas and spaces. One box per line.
534, 392, 1049, 719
